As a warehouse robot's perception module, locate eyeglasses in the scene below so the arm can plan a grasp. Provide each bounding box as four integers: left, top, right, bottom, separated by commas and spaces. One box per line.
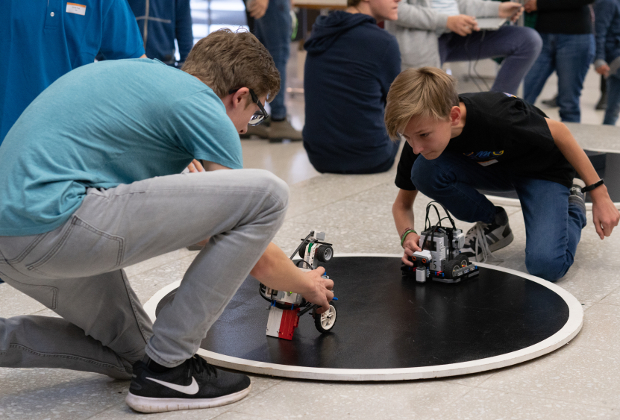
228, 88, 269, 126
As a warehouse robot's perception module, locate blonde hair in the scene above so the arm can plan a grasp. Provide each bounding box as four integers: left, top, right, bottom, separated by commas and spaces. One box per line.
385, 67, 459, 139
182, 29, 280, 102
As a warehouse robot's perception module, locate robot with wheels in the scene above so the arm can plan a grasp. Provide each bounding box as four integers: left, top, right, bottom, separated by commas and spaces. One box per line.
401, 202, 479, 284
259, 231, 337, 340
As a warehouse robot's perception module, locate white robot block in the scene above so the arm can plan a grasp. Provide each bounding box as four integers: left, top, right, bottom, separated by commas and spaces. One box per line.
260, 231, 337, 340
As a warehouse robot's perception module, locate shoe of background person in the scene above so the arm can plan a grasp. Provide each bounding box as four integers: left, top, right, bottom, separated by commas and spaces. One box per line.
460, 207, 514, 262
240, 123, 270, 139
240, 117, 270, 139
126, 355, 251, 413
268, 119, 302, 142
596, 93, 607, 110
541, 95, 558, 108
569, 178, 586, 213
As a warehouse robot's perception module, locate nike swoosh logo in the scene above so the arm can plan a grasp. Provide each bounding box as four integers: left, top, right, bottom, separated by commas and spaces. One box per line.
145, 376, 199, 395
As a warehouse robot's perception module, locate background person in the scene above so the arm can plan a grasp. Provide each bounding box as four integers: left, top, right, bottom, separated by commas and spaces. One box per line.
385, 0, 541, 95
127, 0, 194, 68
593, 0, 620, 125
243, 0, 302, 141
302, 0, 402, 174
0, 0, 145, 143
522, 0, 595, 122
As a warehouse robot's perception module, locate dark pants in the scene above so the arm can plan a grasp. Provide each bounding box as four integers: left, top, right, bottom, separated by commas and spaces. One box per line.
523, 33, 595, 122
439, 25, 543, 95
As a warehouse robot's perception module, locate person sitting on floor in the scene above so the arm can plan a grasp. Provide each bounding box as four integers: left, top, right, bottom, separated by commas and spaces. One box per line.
388, 67, 619, 282
302, 0, 402, 174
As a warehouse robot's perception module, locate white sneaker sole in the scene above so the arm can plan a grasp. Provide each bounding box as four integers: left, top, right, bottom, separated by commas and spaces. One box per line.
125, 384, 251, 413
488, 231, 514, 253
461, 230, 514, 261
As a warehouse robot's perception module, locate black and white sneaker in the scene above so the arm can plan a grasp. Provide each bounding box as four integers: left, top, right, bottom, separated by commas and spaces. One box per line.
569, 178, 586, 213
460, 207, 514, 262
126, 355, 251, 413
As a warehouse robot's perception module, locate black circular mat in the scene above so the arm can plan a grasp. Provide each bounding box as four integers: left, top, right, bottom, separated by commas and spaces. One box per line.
152, 256, 581, 380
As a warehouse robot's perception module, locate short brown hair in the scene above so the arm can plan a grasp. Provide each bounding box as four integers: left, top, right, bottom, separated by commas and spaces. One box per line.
347, 0, 362, 6
182, 29, 280, 102
385, 67, 459, 139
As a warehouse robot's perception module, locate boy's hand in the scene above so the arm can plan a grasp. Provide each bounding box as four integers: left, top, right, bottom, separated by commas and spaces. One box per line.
447, 15, 480, 36
401, 232, 422, 266
187, 160, 229, 173
546, 118, 619, 239
499, 2, 523, 22
590, 187, 620, 239
252, 243, 334, 313
187, 159, 205, 173
300, 267, 335, 314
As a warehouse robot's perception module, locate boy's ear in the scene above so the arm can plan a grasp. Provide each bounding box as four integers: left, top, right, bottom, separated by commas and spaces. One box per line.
224, 87, 250, 111
223, 88, 249, 116
232, 88, 250, 109
449, 106, 461, 125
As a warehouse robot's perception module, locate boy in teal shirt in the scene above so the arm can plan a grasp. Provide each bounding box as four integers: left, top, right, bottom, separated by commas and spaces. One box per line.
0, 30, 334, 413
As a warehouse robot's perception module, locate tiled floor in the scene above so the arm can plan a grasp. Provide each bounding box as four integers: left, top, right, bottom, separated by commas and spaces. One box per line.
4, 10, 620, 420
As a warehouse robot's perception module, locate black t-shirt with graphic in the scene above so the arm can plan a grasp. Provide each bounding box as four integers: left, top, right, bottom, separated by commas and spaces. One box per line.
395, 92, 575, 191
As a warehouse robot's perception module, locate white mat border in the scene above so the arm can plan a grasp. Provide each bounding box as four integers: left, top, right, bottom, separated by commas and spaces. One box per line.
143, 253, 583, 381
484, 194, 620, 210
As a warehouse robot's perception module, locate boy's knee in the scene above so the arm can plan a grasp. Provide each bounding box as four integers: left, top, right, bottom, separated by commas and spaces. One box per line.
525, 253, 571, 282
253, 170, 289, 213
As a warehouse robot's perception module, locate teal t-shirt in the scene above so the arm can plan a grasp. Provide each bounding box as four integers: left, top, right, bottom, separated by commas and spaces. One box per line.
0, 58, 242, 236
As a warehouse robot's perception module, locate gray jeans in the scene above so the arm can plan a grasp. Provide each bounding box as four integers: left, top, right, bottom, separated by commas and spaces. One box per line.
0, 169, 288, 378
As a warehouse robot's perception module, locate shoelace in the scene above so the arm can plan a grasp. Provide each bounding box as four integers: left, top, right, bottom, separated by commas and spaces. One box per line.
570, 186, 584, 198
187, 355, 217, 379
465, 222, 503, 263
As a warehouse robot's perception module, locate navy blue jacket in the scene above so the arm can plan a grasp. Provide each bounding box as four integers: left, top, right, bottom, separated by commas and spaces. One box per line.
128, 0, 193, 66
303, 12, 401, 174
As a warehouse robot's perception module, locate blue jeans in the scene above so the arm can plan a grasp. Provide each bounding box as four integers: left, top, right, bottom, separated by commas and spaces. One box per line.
253, 0, 292, 120
523, 33, 595, 123
604, 72, 620, 125
412, 153, 587, 282
439, 25, 542, 95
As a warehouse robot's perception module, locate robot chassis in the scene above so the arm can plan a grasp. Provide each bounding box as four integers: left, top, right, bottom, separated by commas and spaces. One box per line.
401, 202, 479, 284
259, 231, 337, 340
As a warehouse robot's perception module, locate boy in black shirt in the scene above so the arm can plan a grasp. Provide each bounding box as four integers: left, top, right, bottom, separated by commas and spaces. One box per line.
386, 67, 619, 281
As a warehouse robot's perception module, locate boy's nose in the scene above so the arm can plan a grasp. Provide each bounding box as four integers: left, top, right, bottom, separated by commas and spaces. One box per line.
409, 140, 424, 154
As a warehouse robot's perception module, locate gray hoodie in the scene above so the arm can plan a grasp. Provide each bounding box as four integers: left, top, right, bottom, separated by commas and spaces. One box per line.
385, 0, 500, 69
